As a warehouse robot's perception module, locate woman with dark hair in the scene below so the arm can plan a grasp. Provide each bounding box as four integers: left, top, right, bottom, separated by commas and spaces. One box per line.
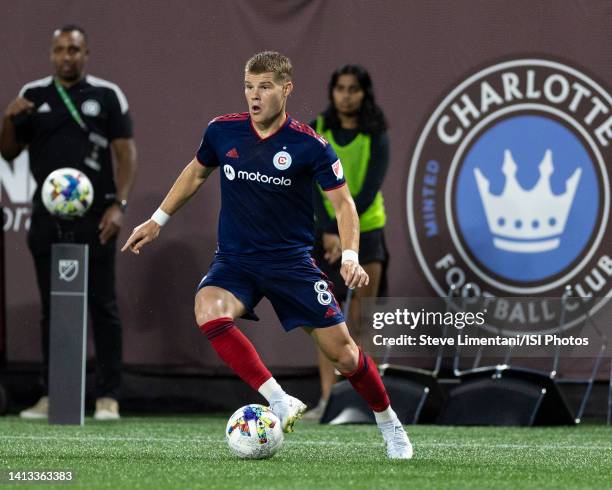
305, 64, 390, 421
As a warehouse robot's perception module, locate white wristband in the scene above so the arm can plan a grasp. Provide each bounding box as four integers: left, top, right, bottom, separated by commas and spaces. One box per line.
342, 249, 359, 264
151, 208, 170, 226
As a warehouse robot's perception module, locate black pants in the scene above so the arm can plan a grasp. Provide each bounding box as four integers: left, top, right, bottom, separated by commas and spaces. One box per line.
27, 212, 122, 399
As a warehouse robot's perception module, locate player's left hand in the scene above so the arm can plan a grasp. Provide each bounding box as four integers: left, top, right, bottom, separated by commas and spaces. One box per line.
322, 232, 342, 264
98, 205, 124, 245
340, 259, 369, 289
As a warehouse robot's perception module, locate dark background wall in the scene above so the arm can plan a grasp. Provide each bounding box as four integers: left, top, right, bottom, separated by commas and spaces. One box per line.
1, 0, 610, 371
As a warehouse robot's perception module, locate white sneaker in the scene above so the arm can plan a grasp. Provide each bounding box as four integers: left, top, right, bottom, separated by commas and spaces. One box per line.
302, 398, 327, 421
269, 395, 307, 433
94, 397, 120, 421
19, 396, 48, 420
379, 420, 413, 459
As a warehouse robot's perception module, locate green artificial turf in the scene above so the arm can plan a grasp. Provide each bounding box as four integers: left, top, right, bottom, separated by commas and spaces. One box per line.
0, 416, 611, 489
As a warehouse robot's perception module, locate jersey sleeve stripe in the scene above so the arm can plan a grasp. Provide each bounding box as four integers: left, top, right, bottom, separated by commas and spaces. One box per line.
210, 112, 250, 123
85, 75, 129, 114
288, 118, 328, 146
18, 76, 53, 97
321, 182, 347, 192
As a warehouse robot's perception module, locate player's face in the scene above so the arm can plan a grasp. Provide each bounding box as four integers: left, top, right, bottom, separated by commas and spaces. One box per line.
244, 72, 292, 125
332, 74, 364, 116
50, 31, 88, 82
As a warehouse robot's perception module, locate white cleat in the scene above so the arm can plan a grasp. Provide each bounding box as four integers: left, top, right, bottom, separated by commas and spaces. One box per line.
379, 420, 413, 459
269, 395, 307, 433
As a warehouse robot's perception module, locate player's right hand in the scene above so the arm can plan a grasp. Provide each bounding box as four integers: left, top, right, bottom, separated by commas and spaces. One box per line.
121, 219, 160, 255
4, 97, 34, 118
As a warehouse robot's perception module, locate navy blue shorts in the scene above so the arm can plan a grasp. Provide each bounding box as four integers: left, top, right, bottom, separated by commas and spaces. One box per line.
197, 253, 345, 331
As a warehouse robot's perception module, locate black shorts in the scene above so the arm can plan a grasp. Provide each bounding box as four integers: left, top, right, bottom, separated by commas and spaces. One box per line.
313, 228, 388, 302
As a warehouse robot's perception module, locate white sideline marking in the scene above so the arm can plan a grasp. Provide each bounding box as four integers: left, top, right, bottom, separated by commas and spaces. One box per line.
0, 434, 611, 450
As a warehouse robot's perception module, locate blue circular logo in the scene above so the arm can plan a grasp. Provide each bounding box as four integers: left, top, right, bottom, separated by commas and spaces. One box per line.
454, 115, 599, 282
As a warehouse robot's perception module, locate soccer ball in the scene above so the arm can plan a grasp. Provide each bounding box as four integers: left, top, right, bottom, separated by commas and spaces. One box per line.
225, 404, 284, 459
41, 167, 94, 218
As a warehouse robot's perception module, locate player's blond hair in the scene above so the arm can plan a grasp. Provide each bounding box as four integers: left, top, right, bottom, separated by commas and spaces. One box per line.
245, 51, 293, 83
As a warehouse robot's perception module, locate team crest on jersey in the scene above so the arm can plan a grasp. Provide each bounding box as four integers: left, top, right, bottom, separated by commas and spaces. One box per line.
332, 160, 344, 180
406, 58, 612, 331
273, 151, 292, 171
81, 99, 100, 117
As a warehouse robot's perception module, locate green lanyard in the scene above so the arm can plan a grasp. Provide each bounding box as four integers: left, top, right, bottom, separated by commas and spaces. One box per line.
54, 78, 88, 132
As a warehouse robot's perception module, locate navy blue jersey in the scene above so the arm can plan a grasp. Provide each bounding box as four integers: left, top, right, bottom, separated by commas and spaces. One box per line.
196, 113, 346, 258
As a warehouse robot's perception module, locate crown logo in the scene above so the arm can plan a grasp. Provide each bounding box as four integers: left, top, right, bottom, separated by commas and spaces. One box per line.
474, 150, 581, 253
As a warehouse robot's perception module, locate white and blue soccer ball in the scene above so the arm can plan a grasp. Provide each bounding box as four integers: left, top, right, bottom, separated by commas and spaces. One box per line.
41, 167, 94, 218
225, 404, 284, 459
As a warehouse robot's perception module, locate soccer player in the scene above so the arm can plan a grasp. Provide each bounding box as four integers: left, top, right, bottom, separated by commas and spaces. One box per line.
122, 51, 412, 459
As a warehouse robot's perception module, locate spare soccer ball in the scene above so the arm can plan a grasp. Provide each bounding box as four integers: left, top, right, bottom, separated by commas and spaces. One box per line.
41, 167, 94, 218
225, 404, 284, 459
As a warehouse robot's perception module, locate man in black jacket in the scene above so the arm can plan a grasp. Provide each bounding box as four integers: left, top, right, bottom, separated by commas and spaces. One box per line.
0, 25, 138, 420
